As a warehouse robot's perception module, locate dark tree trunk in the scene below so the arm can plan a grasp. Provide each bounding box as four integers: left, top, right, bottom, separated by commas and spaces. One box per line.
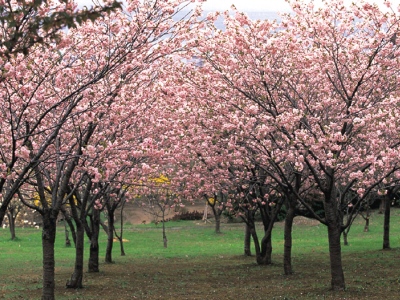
66, 220, 84, 288
105, 210, 114, 263
162, 209, 168, 248
256, 197, 283, 266
364, 217, 370, 232
64, 220, 71, 247
0, 208, 6, 227
244, 222, 251, 256
210, 205, 221, 234
284, 200, 295, 275
284, 172, 300, 276
7, 212, 16, 240
325, 196, 345, 291
215, 213, 221, 234
113, 202, 126, 256
64, 218, 76, 247
327, 223, 345, 290
88, 208, 100, 272
343, 231, 348, 246
383, 194, 391, 250
363, 198, 371, 232
41, 210, 57, 300
118, 202, 126, 256
119, 237, 126, 256
250, 224, 261, 259
257, 231, 272, 265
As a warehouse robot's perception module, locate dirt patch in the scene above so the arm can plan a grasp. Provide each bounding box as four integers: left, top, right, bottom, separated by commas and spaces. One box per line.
121, 201, 207, 225
293, 216, 321, 226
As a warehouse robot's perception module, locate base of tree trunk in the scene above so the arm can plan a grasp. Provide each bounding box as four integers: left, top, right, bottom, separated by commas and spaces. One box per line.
66, 273, 83, 289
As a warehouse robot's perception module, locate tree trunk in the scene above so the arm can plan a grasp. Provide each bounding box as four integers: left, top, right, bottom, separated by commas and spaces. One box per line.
250, 224, 261, 259
256, 201, 281, 266
257, 231, 272, 265
383, 194, 391, 250
244, 223, 251, 256
66, 221, 84, 288
119, 237, 126, 256
64, 220, 71, 247
0, 208, 6, 227
118, 200, 126, 256
210, 205, 221, 234
41, 210, 57, 300
202, 203, 208, 222
325, 192, 346, 291
162, 210, 168, 248
343, 231, 348, 246
283, 200, 295, 275
364, 217, 370, 232
8, 212, 16, 240
88, 208, 100, 272
327, 222, 345, 290
105, 210, 114, 263
64, 216, 76, 247
214, 213, 221, 234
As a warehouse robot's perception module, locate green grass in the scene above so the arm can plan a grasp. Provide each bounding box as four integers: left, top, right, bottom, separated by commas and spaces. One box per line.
0, 209, 399, 299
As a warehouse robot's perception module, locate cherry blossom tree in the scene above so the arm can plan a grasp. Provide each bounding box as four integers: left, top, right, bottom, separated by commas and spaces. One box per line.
174, 0, 400, 291
4, 0, 206, 298
0, 0, 121, 58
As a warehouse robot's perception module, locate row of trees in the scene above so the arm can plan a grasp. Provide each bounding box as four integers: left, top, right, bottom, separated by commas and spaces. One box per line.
0, 0, 205, 299
154, 0, 400, 291
1, 0, 399, 298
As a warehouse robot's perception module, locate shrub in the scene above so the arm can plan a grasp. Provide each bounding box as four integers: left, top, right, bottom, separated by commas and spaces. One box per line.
172, 210, 203, 221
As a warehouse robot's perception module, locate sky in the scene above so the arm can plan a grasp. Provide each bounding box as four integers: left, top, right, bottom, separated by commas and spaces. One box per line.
201, 0, 291, 11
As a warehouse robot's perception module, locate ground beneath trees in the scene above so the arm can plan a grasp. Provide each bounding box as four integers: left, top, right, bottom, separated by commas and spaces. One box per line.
5, 249, 400, 300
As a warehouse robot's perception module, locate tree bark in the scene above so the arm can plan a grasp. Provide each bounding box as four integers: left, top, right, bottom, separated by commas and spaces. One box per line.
257, 232, 272, 265
325, 194, 346, 291
118, 201, 126, 256
211, 205, 221, 234
244, 222, 251, 256
0, 208, 6, 228
343, 231, 348, 246
7, 212, 16, 240
383, 194, 391, 250
327, 223, 345, 290
62, 211, 76, 247
162, 209, 168, 248
66, 220, 84, 288
41, 210, 57, 300
364, 217, 370, 232
105, 209, 114, 263
250, 225, 261, 260
64, 220, 71, 247
88, 208, 100, 272
284, 200, 295, 275
215, 213, 221, 234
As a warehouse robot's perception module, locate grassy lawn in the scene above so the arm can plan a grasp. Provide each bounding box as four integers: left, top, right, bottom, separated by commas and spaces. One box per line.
0, 209, 399, 299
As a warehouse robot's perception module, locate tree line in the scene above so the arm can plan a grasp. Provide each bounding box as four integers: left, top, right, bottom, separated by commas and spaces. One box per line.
0, 0, 399, 299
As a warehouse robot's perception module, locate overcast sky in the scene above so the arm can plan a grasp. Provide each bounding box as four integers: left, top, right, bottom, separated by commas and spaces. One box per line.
201, 0, 291, 11
77, 0, 400, 12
